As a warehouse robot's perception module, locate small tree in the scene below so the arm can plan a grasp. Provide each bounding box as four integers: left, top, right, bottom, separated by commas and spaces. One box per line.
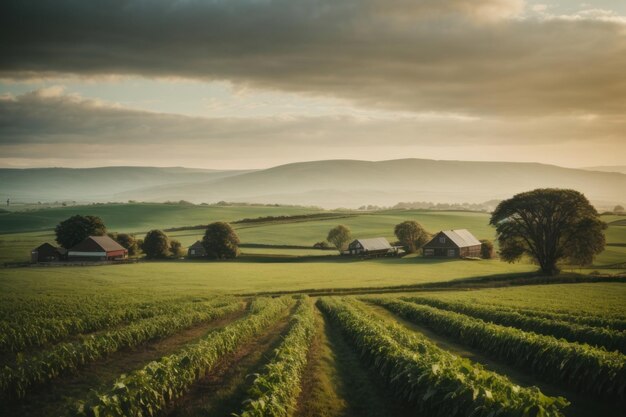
142, 230, 170, 259
614, 205, 624, 213
202, 222, 240, 259
55, 215, 107, 249
169, 239, 184, 258
394, 221, 430, 253
109, 232, 139, 256
327, 225, 352, 253
479, 239, 494, 259
490, 188, 606, 275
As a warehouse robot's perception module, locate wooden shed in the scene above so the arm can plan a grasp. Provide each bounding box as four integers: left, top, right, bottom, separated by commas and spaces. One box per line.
68, 235, 128, 261
346, 238, 392, 257
31, 243, 67, 263
422, 229, 481, 258
187, 240, 207, 258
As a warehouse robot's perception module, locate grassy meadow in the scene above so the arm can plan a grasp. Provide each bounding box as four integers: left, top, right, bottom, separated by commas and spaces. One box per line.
1, 203, 623, 270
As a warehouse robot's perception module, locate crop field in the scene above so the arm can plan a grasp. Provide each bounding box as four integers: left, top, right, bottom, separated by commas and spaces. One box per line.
0, 281, 624, 417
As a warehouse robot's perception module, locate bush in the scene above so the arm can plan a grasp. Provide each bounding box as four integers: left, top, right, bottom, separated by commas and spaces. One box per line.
480, 239, 495, 259
313, 241, 330, 249
169, 239, 184, 258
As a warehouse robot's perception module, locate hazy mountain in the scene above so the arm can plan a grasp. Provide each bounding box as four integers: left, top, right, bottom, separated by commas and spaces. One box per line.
0, 166, 252, 202
2, 160, 624, 209
583, 166, 626, 175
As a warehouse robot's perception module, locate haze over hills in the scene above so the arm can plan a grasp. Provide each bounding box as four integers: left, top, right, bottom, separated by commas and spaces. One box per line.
1, 159, 624, 209
0, 167, 252, 202
583, 166, 626, 175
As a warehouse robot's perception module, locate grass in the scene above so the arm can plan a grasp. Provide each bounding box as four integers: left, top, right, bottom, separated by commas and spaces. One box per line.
0, 203, 323, 234
0, 258, 537, 295
414, 282, 626, 317
0, 205, 622, 271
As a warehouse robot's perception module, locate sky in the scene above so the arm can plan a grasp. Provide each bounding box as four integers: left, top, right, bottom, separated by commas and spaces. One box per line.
0, 0, 625, 169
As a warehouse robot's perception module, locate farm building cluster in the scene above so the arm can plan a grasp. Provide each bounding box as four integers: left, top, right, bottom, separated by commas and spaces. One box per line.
31, 235, 128, 263
30, 229, 483, 263
341, 229, 481, 259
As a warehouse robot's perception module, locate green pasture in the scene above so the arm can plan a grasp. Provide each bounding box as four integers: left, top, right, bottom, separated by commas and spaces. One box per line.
0, 257, 537, 295
0, 205, 623, 270
417, 282, 626, 317
0, 203, 323, 234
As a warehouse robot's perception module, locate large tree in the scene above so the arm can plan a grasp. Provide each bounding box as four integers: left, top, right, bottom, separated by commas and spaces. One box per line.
490, 189, 606, 275
327, 225, 352, 253
394, 220, 430, 253
142, 230, 170, 259
202, 222, 240, 259
55, 215, 107, 249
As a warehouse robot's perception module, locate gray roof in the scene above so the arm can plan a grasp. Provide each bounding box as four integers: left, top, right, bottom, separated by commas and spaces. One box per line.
440, 229, 481, 247
353, 237, 392, 251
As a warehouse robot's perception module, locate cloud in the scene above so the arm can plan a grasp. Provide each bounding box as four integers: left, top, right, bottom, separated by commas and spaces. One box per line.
1, 88, 624, 168
0, 0, 624, 117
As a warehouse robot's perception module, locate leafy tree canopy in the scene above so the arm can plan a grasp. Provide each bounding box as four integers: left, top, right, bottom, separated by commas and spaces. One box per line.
55, 215, 106, 249
109, 233, 139, 256
142, 230, 170, 259
327, 225, 352, 252
490, 188, 606, 275
394, 220, 430, 253
202, 222, 240, 259
169, 239, 184, 258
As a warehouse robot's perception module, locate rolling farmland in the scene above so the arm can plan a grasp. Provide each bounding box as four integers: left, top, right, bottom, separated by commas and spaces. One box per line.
0, 279, 624, 417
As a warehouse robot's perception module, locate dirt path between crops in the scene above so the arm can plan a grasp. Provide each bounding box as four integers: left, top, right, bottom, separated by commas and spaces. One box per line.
3, 302, 248, 417
294, 303, 417, 417
364, 302, 622, 417
165, 304, 296, 417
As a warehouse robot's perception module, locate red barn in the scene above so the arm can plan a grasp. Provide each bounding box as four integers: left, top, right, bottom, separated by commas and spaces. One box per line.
68, 235, 128, 261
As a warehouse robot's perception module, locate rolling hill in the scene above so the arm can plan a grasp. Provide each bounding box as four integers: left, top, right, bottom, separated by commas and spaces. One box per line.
2, 159, 624, 209
0, 166, 251, 202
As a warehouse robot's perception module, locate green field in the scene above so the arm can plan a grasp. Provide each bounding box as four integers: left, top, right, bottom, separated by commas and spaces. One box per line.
1, 204, 625, 417
1, 204, 624, 269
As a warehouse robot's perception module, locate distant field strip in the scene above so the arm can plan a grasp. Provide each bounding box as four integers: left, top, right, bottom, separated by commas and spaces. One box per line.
0, 300, 243, 400
77, 296, 292, 417
401, 296, 626, 353
318, 297, 568, 417
369, 298, 626, 401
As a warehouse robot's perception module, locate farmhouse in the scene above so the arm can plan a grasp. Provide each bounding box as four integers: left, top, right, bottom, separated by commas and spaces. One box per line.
68, 235, 128, 261
187, 240, 207, 258
346, 237, 393, 257
423, 229, 481, 258
31, 243, 67, 263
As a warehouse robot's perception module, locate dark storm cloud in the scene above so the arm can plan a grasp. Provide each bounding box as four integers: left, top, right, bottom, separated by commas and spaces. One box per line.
1, 0, 625, 116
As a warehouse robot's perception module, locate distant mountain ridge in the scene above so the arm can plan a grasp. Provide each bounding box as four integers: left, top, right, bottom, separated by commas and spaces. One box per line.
1, 159, 624, 209
583, 166, 626, 175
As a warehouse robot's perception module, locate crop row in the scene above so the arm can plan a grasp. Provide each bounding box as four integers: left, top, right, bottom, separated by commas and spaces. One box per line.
0, 298, 232, 355
77, 296, 293, 417
402, 296, 626, 353
466, 301, 626, 332
0, 300, 243, 400
371, 298, 626, 401
237, 296, 315, 417
318, 297, 568, 417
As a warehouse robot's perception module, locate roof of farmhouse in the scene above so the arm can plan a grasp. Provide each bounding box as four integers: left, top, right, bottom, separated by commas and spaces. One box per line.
351, 237, 392, 251
69, 235, 126, 252
432, 229, 481, 248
